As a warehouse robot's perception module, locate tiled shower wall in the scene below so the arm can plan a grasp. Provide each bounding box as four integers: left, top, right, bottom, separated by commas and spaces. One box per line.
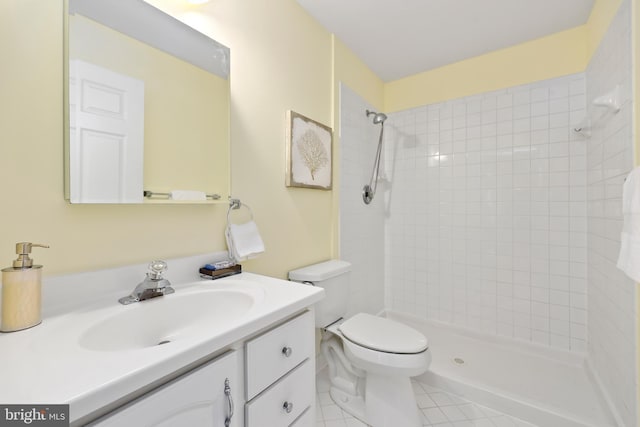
585, 0, 637, 425
384, 73, 589, 351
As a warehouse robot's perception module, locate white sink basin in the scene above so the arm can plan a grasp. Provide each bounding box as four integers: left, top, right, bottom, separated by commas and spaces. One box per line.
79, 287, 261, 351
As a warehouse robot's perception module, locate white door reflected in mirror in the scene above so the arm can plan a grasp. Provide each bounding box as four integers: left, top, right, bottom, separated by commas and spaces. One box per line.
69, 60, 144, 203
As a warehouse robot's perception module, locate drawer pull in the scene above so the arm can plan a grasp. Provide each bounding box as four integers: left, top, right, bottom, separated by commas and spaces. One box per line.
283, 401, 294, 413
282, 346, 292, 357
224, 378, 234, 427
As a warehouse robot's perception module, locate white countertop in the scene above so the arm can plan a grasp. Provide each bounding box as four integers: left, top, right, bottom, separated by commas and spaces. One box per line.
0, 271, 324, 423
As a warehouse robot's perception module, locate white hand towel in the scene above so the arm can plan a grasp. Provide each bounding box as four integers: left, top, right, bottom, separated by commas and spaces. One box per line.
170, 190, 207, 201
617, 167, 640, 281
226, 221, 265, 261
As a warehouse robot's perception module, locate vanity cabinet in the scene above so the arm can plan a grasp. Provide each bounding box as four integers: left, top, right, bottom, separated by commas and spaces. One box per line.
85, 310, 316, 427
1, 267, 325, 427
89, 351, 239, 427
244, 311, 315, 427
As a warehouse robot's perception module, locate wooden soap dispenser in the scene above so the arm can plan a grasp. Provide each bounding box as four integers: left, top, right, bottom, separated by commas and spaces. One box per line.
1, 242, 49, 332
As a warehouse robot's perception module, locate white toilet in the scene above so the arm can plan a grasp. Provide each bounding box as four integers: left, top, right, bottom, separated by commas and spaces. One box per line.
289, 260, 431, 427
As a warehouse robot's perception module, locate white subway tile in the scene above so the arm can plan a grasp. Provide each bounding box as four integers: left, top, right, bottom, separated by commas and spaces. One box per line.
570, 338, 587, 353
569, 78, 586, 96
532, 314, 550, 331
550, 84, 569, 99
549, 97, 569, 114
569, 94, 586, 111
550, 333, 571, 349
532, 116, 549, 131
531, 101, 549, 117
360, 57, 634, 403
513, 298, 532, 314
531, 87, 549, 102
513, 90, 531, 106
549, 112, 570, 129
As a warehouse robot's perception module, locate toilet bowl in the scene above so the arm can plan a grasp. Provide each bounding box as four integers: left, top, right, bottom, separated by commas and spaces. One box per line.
289, 260, 431, 427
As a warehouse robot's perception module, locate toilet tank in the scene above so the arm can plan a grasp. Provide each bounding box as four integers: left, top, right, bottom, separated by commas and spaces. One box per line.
289, 260, 351, 328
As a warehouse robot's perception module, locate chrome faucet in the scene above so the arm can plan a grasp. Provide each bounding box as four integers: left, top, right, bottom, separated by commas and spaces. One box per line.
119, 260, 175, 305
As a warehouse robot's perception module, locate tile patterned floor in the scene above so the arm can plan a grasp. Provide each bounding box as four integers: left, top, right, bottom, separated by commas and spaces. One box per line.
315, 368, 537, 427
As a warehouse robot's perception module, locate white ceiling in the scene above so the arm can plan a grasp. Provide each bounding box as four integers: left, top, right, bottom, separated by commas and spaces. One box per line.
296, 0, 595, 82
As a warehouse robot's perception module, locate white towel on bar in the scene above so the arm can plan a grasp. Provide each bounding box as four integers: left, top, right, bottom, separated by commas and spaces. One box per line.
170, 190, 207, 201
617, 167, 640, 282
226, 221, 265, 261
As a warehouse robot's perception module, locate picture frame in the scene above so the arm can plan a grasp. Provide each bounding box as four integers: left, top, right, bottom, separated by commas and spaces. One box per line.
285, 110, 333, 190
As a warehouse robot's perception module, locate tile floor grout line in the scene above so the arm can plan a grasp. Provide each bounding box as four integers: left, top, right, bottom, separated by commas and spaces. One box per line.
315, 368, 538, 427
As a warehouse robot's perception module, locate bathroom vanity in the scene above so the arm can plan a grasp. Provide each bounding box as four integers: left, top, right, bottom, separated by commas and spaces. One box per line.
0, 257, 323, 426
89, 310, 315, 427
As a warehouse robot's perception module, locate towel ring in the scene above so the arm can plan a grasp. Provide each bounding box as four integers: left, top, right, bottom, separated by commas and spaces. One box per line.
227, 199, 254, 224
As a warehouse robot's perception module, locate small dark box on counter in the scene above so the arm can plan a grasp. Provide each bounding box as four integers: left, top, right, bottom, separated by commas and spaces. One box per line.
199, 264, 242, 280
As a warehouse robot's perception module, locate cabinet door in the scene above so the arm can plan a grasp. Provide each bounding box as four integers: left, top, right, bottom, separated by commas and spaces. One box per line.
90, 351, 238, 427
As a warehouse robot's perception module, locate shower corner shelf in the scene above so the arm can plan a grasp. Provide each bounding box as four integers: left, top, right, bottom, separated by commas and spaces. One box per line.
573, 84, 621, 138
592, 84, 621, 113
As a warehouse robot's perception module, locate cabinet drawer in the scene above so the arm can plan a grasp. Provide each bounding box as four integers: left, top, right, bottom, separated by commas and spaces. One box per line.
245, 359, 313, 427
245, 310, 313, 399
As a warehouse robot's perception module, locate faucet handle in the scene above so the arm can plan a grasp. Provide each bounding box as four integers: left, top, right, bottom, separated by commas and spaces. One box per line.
148, 260, 168, 280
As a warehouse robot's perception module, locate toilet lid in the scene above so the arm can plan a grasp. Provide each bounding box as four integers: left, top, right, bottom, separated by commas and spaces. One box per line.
338, 313, 428, 354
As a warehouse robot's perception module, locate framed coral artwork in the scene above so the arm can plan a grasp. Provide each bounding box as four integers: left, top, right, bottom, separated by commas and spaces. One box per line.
285, 110, 333, 190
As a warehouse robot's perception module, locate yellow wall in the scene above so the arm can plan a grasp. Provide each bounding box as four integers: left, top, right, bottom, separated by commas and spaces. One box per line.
140, 0, 339, 278
587, 0, 624, 60
0, 0, 334, 279
207, 0, 333, 278
385, 26, 588, 112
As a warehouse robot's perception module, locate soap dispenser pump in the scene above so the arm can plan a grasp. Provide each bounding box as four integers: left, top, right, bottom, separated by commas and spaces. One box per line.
1, 242, 49, 332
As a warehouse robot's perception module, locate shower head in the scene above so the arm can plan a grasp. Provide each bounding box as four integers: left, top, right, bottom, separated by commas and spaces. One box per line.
366, 109, 387, 125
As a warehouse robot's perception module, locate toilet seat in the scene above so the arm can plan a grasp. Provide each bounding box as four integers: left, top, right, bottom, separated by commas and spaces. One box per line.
338, 313, 428, 354
341, 337, 431, 377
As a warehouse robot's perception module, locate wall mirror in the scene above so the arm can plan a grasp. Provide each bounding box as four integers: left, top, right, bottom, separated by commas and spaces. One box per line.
64, 0, 230, 204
